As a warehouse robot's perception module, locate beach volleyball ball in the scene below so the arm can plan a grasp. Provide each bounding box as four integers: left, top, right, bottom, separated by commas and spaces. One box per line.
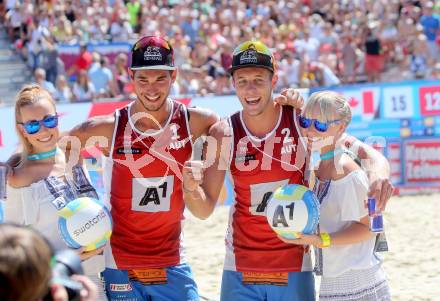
266, 184, 319, 239
58, 197, 112, 251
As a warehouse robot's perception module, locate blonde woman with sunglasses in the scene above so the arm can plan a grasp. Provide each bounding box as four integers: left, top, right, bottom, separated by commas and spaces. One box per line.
281, 91, 391, 300
2, 84, 106, 299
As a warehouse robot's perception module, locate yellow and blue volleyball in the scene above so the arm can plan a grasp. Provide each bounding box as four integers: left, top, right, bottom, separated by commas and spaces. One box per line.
58, 197, 112, 251
266, 184, 320, 239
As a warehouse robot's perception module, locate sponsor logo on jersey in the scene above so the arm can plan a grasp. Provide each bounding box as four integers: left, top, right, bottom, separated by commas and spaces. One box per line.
235, 153, 257, 162
116, 147, 143, 155
281, 143, 296, 155
168, 136, 191, 150
109, 283, 133, 291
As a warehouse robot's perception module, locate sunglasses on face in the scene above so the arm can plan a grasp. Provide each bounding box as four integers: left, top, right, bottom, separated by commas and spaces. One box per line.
133, 36, 171, 51
299, 115, 341, 132
18, 114, 58, 134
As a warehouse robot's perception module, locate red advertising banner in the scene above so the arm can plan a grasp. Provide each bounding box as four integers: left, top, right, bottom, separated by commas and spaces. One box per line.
387, 142, 402, 185
404, 139, 440, 183
394, 185, 440, 195
88, 101, 130, 117
419, 85, 440, 116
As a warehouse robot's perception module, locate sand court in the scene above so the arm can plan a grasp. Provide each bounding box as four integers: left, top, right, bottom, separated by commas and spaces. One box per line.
184, 194, 440, 301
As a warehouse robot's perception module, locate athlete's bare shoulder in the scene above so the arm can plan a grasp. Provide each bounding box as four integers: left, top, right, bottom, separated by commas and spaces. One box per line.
7, 162, 28, 188
69, 114, 115, 138
8, 160, 53, 188
187, 107, 219, 139
67, 114, 115, 142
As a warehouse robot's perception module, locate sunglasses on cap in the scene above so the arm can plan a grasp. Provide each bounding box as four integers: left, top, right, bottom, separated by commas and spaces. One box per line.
18, 114, 58, 135
299, 116, 341, 132
229, 40, 275, 75
232, 40, 273, 56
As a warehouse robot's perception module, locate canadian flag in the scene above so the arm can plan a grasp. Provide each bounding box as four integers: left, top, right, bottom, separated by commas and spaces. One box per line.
340, 87, 380, 120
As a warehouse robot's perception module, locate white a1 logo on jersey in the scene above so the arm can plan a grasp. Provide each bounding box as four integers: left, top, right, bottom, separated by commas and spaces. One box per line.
132, 176, 174, 212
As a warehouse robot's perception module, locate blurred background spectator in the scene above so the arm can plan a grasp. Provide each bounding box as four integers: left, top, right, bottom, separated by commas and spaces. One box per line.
112, 52, 131, 97
88, 55, 116, 98
34, 67, 56, 96
53, 74, 73, 102
2, 0, 440, 99
67, 42, 92, 77
72, 69, 95, 102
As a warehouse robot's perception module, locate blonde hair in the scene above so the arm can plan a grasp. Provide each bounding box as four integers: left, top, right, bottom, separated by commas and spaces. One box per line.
303, 90, 352, 125
14, 84, 56, 164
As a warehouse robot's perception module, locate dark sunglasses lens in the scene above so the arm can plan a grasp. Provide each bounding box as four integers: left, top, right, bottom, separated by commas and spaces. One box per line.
299, 116, 311, 128
24, 121, 41, 134
314, 120, 328, 132
43, 115, 58, 128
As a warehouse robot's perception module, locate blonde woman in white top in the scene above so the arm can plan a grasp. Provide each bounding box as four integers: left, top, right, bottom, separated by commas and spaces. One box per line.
3, 84, 106, 299
281, 91, 391, 300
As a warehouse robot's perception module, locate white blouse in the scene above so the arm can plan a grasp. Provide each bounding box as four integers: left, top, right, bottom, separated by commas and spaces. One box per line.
4, 168, 104, 275
6, 179, 71, 250
317, 169, 380, 277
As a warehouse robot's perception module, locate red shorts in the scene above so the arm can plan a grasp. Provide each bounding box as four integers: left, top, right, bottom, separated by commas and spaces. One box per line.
365, 54, 384, 73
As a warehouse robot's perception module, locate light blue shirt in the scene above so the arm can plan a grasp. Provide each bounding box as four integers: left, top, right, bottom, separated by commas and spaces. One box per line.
88, 67, 113, 93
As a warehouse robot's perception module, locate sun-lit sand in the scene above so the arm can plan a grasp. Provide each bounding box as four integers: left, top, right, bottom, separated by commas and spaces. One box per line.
184, 194, 440, 301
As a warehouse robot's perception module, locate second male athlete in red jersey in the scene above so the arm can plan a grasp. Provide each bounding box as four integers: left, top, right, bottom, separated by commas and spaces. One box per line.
225, 105, 311, 273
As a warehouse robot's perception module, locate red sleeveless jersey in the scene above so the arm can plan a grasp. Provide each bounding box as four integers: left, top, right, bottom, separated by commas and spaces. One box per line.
225, 106, 312, 272
103, 100, 192, 269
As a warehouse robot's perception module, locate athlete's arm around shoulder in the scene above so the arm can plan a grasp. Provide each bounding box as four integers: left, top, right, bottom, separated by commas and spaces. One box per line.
342, 134, 393, 210
332, 153, 363, 181
187, 106, 219, 140
182, 119, 231, 219
60, 114, 116, 157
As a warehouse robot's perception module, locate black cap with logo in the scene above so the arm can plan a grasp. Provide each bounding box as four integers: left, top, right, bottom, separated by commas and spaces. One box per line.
130, 36, 176, 71
228, 40, 274, 75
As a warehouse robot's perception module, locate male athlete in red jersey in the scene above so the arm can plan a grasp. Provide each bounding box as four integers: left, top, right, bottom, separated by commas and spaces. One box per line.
0, 36, 310, 300
182, 41, 393, 301
65, 36, 219, 301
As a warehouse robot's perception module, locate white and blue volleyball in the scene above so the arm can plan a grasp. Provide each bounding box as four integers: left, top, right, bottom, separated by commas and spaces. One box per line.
58, 197, 112, 251
266, 184, 319, 239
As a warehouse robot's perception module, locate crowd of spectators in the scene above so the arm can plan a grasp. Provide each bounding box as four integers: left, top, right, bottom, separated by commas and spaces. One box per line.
1, 0, 440, 101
